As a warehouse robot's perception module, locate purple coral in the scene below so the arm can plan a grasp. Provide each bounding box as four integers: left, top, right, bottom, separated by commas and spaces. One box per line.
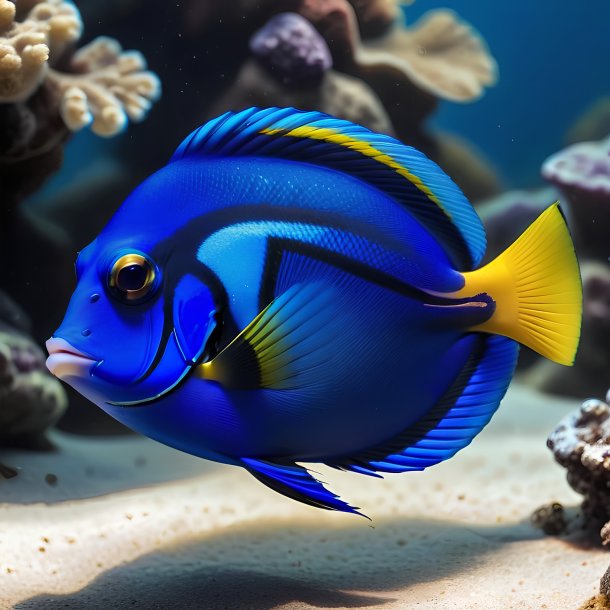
542, 136, 610, 260
547, 391, 610, 540
250, 12, 332, 87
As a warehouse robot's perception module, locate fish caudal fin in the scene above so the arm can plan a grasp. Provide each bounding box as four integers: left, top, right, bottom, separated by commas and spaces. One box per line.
452, 203, 582, 365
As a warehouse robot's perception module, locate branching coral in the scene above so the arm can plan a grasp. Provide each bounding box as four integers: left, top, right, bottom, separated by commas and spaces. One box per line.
48, 36, 161, 136
0, 0, 80, 102
0, 0, 160, 137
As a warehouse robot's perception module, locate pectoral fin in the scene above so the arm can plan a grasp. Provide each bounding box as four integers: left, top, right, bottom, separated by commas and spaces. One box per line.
173, 274, 218, 364
198, 282, 341, 390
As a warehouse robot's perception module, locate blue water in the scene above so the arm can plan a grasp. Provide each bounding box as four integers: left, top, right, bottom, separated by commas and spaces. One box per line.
407, 1, 610, 187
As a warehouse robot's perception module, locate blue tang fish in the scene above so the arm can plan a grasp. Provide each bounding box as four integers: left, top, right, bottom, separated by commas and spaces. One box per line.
46, 107, 582, 516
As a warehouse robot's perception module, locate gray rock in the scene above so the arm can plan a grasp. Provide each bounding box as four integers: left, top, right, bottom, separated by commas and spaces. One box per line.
0, 291, 66, 448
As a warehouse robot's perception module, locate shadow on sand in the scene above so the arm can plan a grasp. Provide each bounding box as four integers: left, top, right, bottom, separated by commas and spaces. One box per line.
18, 513, 550, 609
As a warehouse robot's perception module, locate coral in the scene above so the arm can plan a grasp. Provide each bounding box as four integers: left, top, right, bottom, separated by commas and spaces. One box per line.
287, 2, 497, 159
0, 0, 160, 137
0, 1, 160, 343
358, 10, 498, 102
47, 36, 161, 136
542, 136, 610, 261
0, 290, 67, 449
547, 389, 610, 542
250, 12, 332, 87
68, 0, 496, 180
0, 0, 81, 103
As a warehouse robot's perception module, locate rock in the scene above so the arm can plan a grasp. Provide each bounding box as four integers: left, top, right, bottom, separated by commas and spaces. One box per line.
0, 291, 67, 449
546, 390, 610, 542
531, 502, 568, 536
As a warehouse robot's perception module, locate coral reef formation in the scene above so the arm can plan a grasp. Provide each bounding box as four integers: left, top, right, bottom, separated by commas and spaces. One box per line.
358, 9, 497, 102
49, 35, 160, 137
0, 0, 160, 209
0, 0, 160, 440
0, 0, 160, 136
204, 0, 500, 200
542, 136, 610, 261
546, 389, 610, 544
0, 0, 81, 103
0, 290, 66, 448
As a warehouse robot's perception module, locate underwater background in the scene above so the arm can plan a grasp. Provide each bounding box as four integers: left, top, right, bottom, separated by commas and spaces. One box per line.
1, 1, 609, 608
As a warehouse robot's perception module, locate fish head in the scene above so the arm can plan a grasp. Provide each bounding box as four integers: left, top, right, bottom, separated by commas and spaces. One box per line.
47, 235, 220, 408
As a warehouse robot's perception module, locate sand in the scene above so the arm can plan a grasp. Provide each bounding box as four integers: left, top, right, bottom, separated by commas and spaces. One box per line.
0, 383, 608, 609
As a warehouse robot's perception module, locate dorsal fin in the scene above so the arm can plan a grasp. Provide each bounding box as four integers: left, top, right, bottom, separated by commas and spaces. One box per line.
170, 107, 486, 270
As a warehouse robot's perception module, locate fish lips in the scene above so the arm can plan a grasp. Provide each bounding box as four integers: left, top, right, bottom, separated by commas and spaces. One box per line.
46, 337, 99, 379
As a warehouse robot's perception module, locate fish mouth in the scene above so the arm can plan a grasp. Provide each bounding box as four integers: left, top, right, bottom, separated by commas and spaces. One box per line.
46, 337, 99, 379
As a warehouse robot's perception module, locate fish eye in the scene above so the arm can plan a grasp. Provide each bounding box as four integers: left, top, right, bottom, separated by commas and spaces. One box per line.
108, 253, 158, 304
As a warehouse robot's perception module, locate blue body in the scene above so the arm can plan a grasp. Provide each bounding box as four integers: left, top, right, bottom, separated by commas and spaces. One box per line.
51, 108, 518, 513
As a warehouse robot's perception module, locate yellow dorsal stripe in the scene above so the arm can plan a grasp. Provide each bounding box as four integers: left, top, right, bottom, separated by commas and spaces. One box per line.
261, 125, 449, 216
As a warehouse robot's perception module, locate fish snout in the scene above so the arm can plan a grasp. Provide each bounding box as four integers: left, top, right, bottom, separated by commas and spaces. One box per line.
46, 337, 99, 379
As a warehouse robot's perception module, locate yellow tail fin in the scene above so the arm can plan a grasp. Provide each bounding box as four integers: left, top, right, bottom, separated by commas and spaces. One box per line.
451, 203, 582, 365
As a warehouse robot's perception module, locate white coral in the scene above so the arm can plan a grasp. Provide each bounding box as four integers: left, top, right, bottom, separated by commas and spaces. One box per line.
0, 0, 160, 136
48, 36, 161, 136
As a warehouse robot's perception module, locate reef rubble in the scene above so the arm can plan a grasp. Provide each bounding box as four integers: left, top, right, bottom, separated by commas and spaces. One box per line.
546, 389, 610, 545
0, 290, 66, 449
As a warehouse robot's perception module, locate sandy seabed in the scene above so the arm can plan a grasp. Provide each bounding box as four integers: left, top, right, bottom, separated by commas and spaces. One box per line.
0, 383, 607, 610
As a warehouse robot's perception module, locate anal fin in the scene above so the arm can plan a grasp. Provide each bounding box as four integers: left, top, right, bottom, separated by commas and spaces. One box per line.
241, 457, 366, 517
